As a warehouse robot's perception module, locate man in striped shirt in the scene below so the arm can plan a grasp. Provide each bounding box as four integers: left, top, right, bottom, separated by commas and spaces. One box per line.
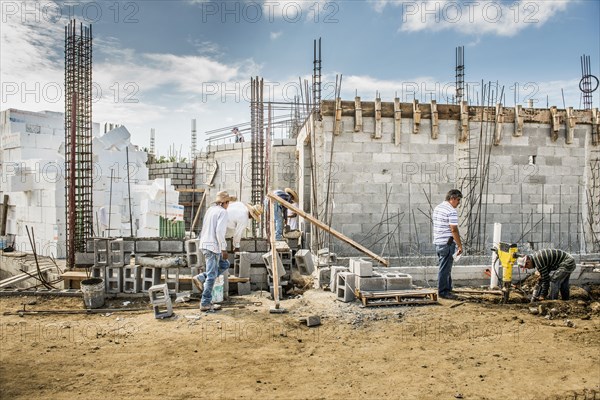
432, 189, 463, 299
517, 249, 576, 300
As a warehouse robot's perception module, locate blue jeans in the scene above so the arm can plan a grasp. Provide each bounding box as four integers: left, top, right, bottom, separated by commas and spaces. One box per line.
436, 243, 455, 297
263, 199, 285, 240
197, 250, 230, 306
274, 203, 284, 240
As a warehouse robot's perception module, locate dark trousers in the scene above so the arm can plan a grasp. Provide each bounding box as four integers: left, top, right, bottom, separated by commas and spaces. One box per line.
436, 243, 456, 297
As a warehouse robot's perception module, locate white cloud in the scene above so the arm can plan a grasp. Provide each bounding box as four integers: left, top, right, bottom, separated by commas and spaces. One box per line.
0, 12, 261, 154
270, 31, 283, 40
373, 0, 572, 37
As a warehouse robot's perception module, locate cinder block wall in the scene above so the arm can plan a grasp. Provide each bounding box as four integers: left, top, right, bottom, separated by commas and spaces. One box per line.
147, 162, 196, 229
296, 101, 599, 257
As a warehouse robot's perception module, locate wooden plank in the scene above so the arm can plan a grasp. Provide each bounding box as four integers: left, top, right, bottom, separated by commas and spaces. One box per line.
190, 191, 207, 231
176, 188, 205, 193
267, 193, 388, 266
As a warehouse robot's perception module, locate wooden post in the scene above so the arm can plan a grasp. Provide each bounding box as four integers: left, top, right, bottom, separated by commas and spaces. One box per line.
354, 96, 362, 132
550, 106, 559, 142
430, 100, 439, 140
514, 105, 523, 137
374, 96, 382, 139
493, 103, 503, 146
334, 97, 342, 136
460, 100, 469, 142
269, 199, 281, 308
412, 99, 421, 134
0, 195, 8, 236
267, 193, 388, 266
565, 107, 575, 145
394, 97, 402, 146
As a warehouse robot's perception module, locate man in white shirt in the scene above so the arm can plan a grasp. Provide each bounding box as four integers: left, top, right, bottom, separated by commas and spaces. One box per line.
193, 191, 232, 311
226, 201, 263, 252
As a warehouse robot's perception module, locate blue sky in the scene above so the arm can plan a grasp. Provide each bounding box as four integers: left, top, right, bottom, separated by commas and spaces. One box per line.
1, 0, 598, 158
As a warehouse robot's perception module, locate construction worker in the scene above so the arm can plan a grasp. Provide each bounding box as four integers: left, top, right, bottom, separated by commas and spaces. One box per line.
192, 191, 233, 311
233, 127, 244, 143
226, 201, 263, 252
268, 188, 299, 240
517, 249, 576, 301
432, 189, 463, 299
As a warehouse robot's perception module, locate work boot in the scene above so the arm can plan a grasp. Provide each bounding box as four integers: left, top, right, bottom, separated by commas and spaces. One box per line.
192, 275, 204, 292
200, 304, 222, 312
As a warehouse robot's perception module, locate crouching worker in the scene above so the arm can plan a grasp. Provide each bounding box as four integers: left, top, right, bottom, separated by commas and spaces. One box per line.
226, 201, 263, 252
517, 249, 576, 301
192, 191, 233, 311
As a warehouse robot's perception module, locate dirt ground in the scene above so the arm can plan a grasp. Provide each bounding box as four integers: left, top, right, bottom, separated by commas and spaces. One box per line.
0, 286, 599, 400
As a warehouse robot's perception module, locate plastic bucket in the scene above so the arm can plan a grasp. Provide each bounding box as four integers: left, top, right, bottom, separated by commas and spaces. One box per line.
81, 278, 105, 309
212, 275, 224, 303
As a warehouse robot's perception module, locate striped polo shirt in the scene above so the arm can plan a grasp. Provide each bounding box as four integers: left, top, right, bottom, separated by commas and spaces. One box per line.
530, 249, 576, 297
432, 201, 458, 245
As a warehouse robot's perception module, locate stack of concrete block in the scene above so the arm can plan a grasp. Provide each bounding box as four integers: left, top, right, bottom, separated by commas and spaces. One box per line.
337, 271, 356, 302
294, 249, 315, 275
350, 259, 386, 292
185, 239, 205, 271
148, 283, 173, 319
235, 252, 263, 295
104, 238, 125, 293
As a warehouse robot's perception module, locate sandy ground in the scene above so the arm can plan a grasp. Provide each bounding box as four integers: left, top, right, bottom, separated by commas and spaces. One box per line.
0, 287, 599, 400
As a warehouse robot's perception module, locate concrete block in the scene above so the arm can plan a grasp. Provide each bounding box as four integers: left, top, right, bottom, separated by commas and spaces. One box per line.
148, 284, 173, 319
160, 240, 184, 253
299, 315, 321, 327
317, 267, 331, 288
237, 281, 251, 295
384, 273, 413, 291
239, 239, 255, 252
330, 266, 349, 292
122, 240, 135, 253
162, 267, 180, 294
105, 266, 123, 293
122, 265, 141, 293
142, 267, 162, 292
356, 275, 386, 292
94, 238, 110, 267
91, 266, 103, 279
336, 272, 356, 302
185, 239, 198, 254
136, 240, 160, 253
269, 285, 283, 300
295, 249, 315, 275
75, 252, 95, 266
237, 252, 263, 278
262, 252, 286, 279
255, 239, 269, 253
350, 258, 373, 277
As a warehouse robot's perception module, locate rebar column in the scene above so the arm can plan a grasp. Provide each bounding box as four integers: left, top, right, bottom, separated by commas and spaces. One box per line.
65, 20, 93, 267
